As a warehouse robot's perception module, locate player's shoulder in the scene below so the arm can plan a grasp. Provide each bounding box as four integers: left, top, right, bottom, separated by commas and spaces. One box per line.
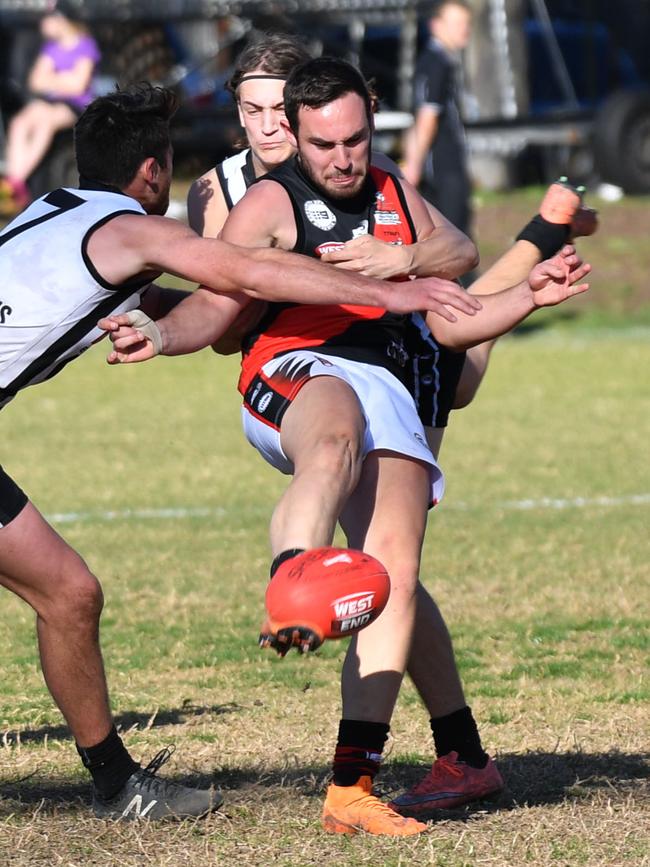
416, 41, 450, 77
187, 167, 219, 206
238, 175, 291, 207
187, 168, 227, 236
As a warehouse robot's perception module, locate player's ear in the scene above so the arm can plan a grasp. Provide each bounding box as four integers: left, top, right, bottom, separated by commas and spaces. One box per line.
282, 119, 298, 148
140, 157, 159, 183
236, 99, 245, 128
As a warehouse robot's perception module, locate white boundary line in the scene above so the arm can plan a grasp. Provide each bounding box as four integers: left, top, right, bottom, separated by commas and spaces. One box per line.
45, 494, 650, 525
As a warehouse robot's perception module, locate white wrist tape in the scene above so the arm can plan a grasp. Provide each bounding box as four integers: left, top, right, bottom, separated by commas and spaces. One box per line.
125, 309, 163, 356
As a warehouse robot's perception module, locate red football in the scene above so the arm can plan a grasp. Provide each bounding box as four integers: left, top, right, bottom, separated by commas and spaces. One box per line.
265, 547, 391, 647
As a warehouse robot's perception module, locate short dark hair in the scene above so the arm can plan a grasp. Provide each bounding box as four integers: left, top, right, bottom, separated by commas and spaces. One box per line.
74, 83, 178, 188
284, 57, 372, 133
227, 33, 312, 97
429, 0, 472, 18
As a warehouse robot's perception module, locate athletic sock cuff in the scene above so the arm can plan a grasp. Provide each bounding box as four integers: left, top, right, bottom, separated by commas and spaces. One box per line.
516, 214, 571, 261
270, 548, 305, 578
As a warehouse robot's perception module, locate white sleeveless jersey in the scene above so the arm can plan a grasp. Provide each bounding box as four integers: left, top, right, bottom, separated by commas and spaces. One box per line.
0, 187, 148, 410
215, 149, 256, 210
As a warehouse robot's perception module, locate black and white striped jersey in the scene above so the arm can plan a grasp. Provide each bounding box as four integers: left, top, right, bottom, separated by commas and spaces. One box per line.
0, 187, 149, 410
215, 149, 256, 211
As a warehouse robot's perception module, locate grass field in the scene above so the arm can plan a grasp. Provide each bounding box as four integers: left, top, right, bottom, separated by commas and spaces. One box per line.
1, 191, 649, 865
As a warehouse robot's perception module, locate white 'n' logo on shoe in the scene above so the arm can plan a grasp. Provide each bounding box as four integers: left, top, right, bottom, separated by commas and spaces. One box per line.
121, 794, 158, 818
323, 553, 353, 567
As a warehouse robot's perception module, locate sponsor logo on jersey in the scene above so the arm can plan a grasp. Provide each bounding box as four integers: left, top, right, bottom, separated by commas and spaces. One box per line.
375, 210, 402, 226
315, 241, 346, 257
352, 220, 369, 238
305, 199, 337, 231
330, 590, 376, 633
257, 391, 273, 413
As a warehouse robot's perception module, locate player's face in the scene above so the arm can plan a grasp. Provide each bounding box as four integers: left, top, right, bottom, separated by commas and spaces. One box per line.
237, 73, 295, 173
289, 92, 371, 200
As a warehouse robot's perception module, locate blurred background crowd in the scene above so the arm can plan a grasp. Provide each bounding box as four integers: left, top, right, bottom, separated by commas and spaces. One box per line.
1, 0, 649, 212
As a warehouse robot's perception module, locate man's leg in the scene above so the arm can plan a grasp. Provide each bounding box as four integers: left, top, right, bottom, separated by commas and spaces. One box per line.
271, 375, 367, 554
259, 375, 368, 651
320, 451, 431, 836
0, 502, 115, 746
0, 499, 220, 819
387, 581, 503, 816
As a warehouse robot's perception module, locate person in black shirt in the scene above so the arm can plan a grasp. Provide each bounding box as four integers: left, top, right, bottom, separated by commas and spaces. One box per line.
403, 0, 473, 235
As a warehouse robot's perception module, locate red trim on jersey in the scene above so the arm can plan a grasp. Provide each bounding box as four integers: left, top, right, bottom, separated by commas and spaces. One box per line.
238, 168, 415, 395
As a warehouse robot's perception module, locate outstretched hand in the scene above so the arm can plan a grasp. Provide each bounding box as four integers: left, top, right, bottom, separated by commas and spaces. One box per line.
529, 245, 591, 307
388, 275, 482, 321
97, 310, 162, 364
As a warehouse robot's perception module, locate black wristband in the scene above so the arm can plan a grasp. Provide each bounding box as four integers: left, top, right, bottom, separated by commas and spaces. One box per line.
516, 214, 571, 260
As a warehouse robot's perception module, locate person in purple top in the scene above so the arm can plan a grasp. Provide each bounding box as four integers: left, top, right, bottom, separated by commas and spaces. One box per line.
0, 0, 100, 214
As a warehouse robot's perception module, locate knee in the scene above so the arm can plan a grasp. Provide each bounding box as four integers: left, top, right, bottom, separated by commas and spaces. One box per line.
47, 565, 104, 628
310, 429, 363, 482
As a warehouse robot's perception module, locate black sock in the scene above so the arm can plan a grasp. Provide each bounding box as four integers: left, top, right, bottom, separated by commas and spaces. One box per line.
430, 706, 488, 769
270, 548, 305, 578
516, 214, 571, 260
77, 726, 140, 799
332, 719, 390, 786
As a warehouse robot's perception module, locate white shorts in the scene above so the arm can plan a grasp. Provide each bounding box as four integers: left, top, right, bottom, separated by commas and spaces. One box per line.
241, 350, 445, 505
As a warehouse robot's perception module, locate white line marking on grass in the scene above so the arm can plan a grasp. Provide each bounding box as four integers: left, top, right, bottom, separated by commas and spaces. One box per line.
442, 493, 650, 512
47, 506, 226, 524
45, 494, 650, 526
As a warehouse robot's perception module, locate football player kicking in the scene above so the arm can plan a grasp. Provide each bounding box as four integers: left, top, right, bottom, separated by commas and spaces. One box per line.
0, 81, 476, 821
186, 33, 597, 822
101, 58, 590, 835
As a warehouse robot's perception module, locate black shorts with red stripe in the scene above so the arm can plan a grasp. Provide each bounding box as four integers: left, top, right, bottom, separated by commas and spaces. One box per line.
242, 355, 316, 430
0, 464, 28, 528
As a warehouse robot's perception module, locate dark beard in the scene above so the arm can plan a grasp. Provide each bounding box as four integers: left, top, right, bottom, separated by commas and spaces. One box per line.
297, 154, 368, 203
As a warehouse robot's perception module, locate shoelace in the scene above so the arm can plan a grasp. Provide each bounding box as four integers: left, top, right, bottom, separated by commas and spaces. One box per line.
410, 756, 464, 794
354, 792, 416, 824
136, 746, 177, 794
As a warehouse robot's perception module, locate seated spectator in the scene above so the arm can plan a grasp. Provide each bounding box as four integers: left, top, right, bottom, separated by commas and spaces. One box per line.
0, 0, 100, 214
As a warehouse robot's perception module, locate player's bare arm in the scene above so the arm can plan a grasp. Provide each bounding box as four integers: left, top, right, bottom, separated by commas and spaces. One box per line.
401, 107, 439, 187
187, 168, 230, 238
100, 288, 248, 363
426, 245, 590, 350
138, 284, 191, 319
220, 178, 481, 319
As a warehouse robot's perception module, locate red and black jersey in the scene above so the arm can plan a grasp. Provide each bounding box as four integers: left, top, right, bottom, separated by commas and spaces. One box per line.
238, 157, 417, 395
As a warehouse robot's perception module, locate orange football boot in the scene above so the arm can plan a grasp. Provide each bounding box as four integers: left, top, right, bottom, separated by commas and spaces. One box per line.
538, 176, 598, 241
539, 176, 584, 224
322, 775, 427, 836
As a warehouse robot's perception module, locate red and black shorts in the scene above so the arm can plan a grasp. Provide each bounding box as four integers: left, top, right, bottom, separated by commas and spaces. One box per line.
0, 464, 28, 528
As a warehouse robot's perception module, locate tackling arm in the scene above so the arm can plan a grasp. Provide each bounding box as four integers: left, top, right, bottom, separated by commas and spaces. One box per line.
426, 246, 590, 350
